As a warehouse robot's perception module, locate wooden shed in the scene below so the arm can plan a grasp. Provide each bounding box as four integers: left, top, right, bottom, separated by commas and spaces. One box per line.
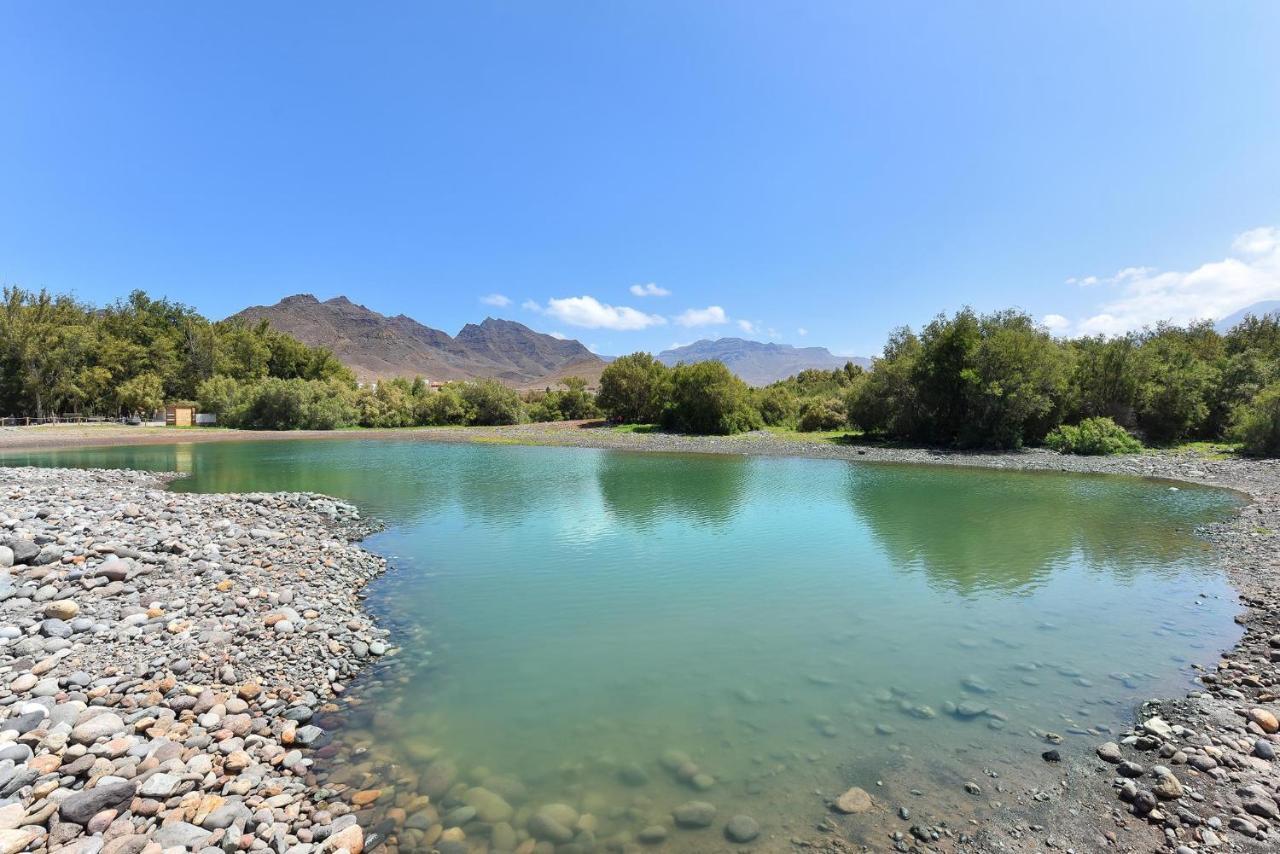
165, 404, 195, 427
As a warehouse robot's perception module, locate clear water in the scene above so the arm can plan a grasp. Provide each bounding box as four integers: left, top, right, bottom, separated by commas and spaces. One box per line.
2, 439, 1241, 849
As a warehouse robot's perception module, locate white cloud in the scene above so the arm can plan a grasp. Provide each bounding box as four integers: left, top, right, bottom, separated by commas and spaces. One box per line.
1041, 314, 1070, 331
796, 327, 808, 337
520, 299, 540, 311
531, 295, 666, 330
629, 282, 670, 297
1233, 226, 1280, 256
480, 293, 511, 307
674, 305, 728, 327
548, 331, 567, 340
1066, 226, 1280, 336
736, 319, 758, 334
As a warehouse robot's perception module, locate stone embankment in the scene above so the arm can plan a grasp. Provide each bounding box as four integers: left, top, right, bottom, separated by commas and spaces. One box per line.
0, 467, 391, 854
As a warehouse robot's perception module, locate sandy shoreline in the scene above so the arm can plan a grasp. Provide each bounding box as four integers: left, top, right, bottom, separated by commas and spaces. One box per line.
2, 423, 1279, 852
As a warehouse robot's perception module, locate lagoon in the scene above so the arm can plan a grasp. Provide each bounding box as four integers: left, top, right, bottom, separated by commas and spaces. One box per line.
1, 439, 1241, 849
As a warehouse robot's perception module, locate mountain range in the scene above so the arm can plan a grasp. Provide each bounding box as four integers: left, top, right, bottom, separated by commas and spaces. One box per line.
232, 295, 604, 386
1216, 300, 1280, 333
657, 338, 871, 386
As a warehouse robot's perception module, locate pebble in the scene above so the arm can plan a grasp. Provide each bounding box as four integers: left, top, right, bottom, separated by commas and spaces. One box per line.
833, 786, 873, 813
724, 814, 760, 842
672, 800, 717, 828
0, 467, 384, 854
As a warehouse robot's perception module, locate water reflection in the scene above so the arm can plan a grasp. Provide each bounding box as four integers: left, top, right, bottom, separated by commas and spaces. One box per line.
844, 464, 1220, 595
595, 453, 749, 529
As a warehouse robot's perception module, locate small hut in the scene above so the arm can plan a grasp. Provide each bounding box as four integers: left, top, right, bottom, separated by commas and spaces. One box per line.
164, 404, 196, 427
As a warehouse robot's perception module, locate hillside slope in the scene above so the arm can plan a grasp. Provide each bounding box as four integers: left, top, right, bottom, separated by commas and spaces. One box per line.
657, 338, 871, 385
232, 295, 603, 386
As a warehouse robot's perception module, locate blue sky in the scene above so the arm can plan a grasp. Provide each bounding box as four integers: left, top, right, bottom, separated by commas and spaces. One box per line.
2, 2, 1278, 357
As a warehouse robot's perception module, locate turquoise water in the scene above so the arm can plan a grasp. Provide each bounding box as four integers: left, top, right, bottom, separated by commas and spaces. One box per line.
1, 439, 1241, 849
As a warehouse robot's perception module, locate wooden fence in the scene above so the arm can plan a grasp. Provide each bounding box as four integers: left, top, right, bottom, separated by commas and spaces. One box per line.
0, 415, 124, 427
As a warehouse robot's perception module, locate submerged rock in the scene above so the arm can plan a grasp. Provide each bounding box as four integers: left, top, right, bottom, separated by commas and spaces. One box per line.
672, 801, 716, 828
833, 786, 873, 814
724, 814, 760, 842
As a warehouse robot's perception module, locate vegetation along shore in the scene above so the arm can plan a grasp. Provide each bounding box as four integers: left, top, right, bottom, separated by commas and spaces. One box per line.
5, 287, 1280, 458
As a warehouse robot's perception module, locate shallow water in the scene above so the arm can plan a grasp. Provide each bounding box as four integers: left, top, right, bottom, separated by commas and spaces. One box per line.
2, 439, 1242, 850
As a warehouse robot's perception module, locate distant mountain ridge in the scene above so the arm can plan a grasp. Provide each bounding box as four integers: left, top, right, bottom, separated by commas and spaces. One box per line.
232, 294, 604, 386
1216, 300, 1280, 333
657, 338, 872, 386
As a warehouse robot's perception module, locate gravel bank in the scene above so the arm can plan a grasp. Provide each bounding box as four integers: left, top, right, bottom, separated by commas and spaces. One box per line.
0, 466, 392, 854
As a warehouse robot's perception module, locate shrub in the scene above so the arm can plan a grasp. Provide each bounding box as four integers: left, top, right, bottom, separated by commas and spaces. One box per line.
525, 377, 599, 422
196, 375, 246, 422
1044, 417, 1142, 455
418, 385, 472, 425
796, 397, 847, 432
199, 377, 359, 429
755, 386, 799, 427
597, 353, 669, 423
357, 382, 416, 428
662, 361, 762, 435
1231, 382, 1280, 457
459, 379, 524, 425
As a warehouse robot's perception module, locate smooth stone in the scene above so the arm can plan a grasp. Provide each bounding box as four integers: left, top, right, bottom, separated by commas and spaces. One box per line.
152, 822, 212, 850
59, 781, 137, 824
43, 600, 79, 620
724, 815, 760, 843
71, 713, 125, 745
527, 812, 574, 844
637, 826, 668, 844
139, 772, 182, 798
672, 801, 716, 828
833, 787, 872, 814
1248, 708, 1279, 734
461, 787, 512, 822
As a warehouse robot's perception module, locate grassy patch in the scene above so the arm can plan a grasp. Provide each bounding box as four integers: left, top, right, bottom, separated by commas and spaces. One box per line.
761, 425, 864, 444
1151, 440, 1244, 460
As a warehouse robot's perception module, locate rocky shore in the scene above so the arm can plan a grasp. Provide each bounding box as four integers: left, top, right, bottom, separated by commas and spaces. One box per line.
0, 467, 392, 854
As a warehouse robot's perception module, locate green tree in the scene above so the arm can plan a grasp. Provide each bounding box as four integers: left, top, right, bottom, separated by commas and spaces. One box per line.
963, 310, 1067, 447
847, 327, 921, 437
0, 287, 91, 418
460, 379, 524, 425
196, 375, 247, 423
418, 385, 473, 425
1231, 381, 1280, 457
1132, 324, 1218, 443
797, 397, 848, 431
1064, 335, 1138, 425
116, 372, 166, 418
663, 360, 762, 435
597, 353, 669, 423
755, 385, 800, 427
